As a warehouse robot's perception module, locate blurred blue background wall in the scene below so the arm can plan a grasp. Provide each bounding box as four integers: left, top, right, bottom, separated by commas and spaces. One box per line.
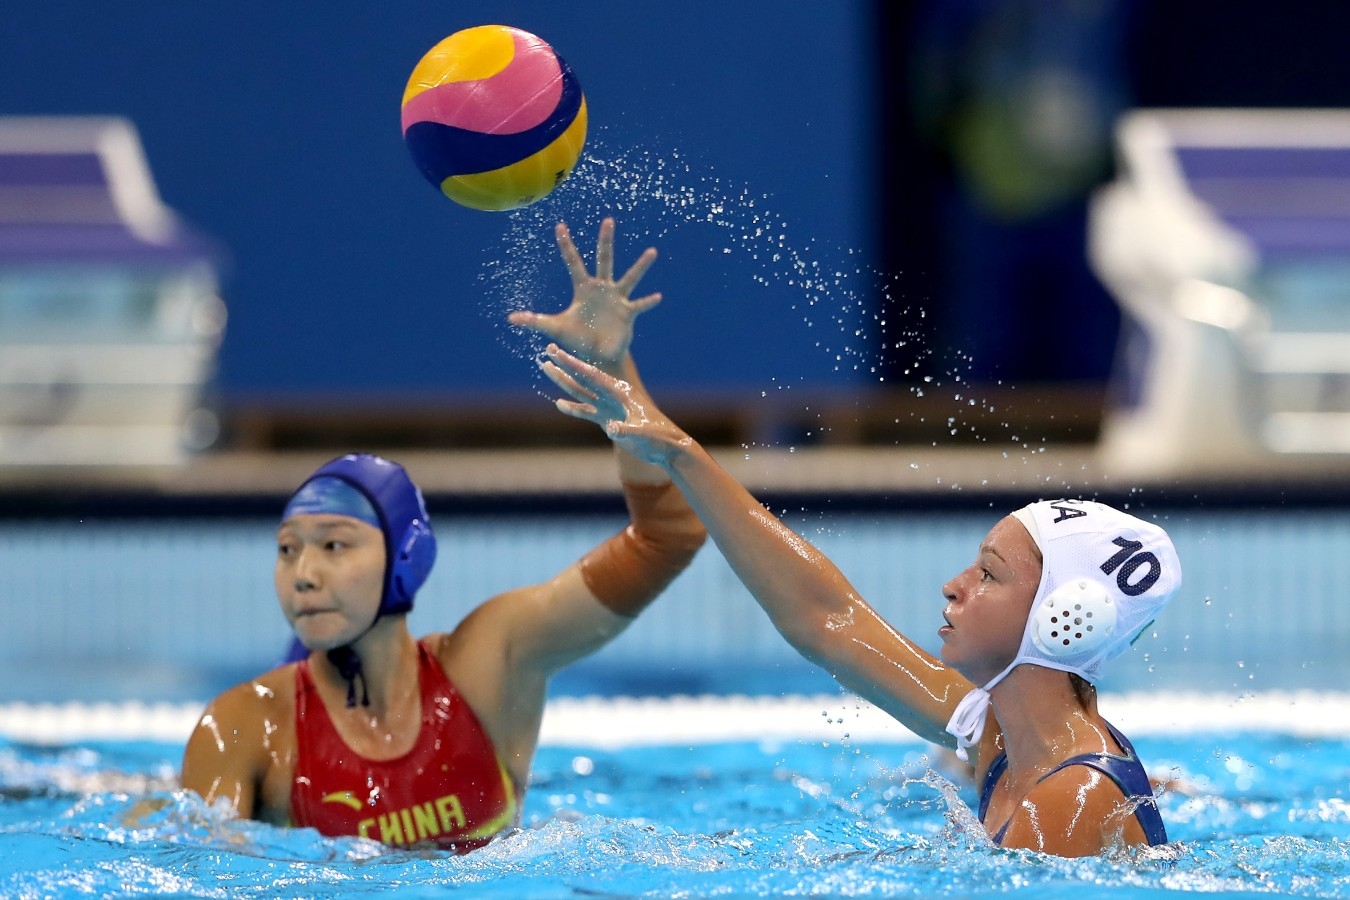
6, 0, 1350, 436
0, 1, 879, 417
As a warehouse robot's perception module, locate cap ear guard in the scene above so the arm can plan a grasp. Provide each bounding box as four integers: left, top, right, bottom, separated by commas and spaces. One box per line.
1031, 578, 1117, 659
386, 519, 436, 614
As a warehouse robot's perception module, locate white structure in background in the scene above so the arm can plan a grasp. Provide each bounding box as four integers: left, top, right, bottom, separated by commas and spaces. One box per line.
0, 116, 225, 465
1089, 108, 1350, 477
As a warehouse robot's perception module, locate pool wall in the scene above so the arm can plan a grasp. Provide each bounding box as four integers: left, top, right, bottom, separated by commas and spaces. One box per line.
4, 505, 1345, 703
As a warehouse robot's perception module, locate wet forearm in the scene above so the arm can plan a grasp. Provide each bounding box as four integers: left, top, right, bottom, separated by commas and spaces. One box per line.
663, 441, 857, 645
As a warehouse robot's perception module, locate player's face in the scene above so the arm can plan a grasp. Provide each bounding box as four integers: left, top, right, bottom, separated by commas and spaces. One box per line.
938, 515, 1042, 685
275, 514, 385, 650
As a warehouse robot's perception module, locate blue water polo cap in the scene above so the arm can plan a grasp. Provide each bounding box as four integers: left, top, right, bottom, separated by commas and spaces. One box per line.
282, 476, 381, 529
284, 453, 437, 618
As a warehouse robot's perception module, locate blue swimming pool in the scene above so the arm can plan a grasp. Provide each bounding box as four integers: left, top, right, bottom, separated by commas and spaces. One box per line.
1, 504, 1348, 895
3, 695, 1349, 898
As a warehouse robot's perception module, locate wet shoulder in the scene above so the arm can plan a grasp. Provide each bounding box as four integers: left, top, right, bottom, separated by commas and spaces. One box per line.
1009, 763, 1146, 852
203, 663, 298, 728
1033, 746, 1150, 827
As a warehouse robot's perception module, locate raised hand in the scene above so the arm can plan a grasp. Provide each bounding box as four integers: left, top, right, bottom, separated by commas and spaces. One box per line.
508, 218, 661, 372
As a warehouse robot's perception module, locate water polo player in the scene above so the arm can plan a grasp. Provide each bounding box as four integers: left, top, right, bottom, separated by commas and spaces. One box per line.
180, 219, 706, 852
539, 342, 1183, 857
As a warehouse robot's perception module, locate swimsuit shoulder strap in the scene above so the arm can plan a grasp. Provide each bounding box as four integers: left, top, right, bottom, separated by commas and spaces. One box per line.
978, 723, 1168, 847
978, 749, 1009, 824
1037, 721, 1168, 846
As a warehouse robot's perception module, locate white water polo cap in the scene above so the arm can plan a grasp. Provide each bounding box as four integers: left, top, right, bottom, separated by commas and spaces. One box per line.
945, 499, 1182, 760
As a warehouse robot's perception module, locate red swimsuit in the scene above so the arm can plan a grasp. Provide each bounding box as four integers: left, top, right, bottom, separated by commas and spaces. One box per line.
289, 641, 518, 852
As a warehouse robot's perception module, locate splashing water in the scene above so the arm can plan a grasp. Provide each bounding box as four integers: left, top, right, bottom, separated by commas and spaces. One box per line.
480, 132, 926, 399
7, 729, 1350, 898
476, 132, 1049, 459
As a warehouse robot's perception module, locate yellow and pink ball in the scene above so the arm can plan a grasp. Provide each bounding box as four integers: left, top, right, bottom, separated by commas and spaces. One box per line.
401, 25, 588, 212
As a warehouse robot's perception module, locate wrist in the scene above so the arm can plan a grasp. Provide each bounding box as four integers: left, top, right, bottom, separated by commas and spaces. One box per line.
662, 434, 705, 478
597, 351, 636, 380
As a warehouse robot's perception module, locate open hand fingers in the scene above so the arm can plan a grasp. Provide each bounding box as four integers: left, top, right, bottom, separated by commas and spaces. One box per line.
544, 341, 591, 377
541, 343, 628, 400
615, 246, 658, 298
627, 291, 663, 317
507, 308, 564, 340
538, 355, 595, 404
538, 361, 602, 422
552, 395, 598, 420
555, 222, 588, 283
594, 217, 615, 282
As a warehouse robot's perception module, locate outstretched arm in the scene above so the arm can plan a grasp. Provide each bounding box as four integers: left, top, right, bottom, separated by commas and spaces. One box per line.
538, 345, 976, 747
505, 217, 705, 657
447, 220, 705, 780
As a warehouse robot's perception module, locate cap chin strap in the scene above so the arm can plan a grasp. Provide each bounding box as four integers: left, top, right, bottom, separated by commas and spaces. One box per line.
944, 661, 1017, 762
327, 645, 370, 708
326, 606, 383, 709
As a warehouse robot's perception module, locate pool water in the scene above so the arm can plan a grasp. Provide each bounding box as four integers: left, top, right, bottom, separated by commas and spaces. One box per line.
4, 697, 1350, 898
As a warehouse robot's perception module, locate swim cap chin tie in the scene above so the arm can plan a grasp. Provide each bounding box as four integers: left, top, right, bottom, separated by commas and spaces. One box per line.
327, 646, 370, 708
282, 454, 438, 708
944, 499, 1183, 761
946, 687, 992, 761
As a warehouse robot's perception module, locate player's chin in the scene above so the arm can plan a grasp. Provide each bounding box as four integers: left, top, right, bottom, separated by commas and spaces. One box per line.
937, 628, 955, 654
289, 618, 348, 652
937, 641, 970, 675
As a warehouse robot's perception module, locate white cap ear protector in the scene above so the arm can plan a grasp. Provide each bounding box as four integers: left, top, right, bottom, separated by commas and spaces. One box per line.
1031, 578, 1117, 658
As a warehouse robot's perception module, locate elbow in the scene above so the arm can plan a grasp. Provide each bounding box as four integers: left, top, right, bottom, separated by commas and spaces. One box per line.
767, 595, 861, 667
764, 601, 819, 652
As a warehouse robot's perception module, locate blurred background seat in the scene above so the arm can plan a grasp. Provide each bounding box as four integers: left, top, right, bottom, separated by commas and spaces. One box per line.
1091, 107, 1350, 477
0, 116, 225, 465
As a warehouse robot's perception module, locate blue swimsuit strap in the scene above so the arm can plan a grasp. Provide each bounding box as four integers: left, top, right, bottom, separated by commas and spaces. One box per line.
977, 721, 1168, 847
